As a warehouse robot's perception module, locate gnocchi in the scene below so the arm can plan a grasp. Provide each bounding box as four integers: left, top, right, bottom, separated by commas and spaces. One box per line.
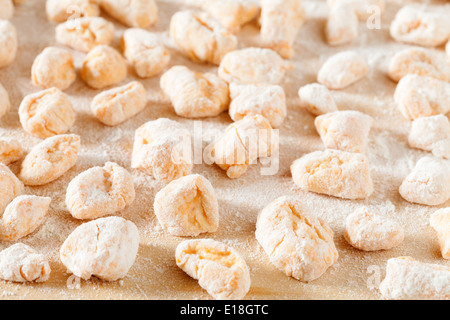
0, 163, 23, 213
255, 196, 338, 281
408, 115, 450, 159
0, 138, 24, 165
0, 82, 10, 119
19, 134, 81, 186
176, 239, 251, 300
430, 208, 450, 260
0, 244, 51, 283
325, 3, 358, 46
170, 10, 237, 65
0, 19, 17, 68
100, 0, 158, 29
160, 66, 229, 119
66, 162, 135, 220
154, 174, 219, 237
291, 149, 374, 200
91, 81, 147, 126
31, 47, 76, 91
46, 0, 100, 22
345, 207, 404, 251
328, 0, 385, 20
131, 118, 193, 183
298, 83, 338, 116
60, 216, 139, 281
19, 88, 76, 139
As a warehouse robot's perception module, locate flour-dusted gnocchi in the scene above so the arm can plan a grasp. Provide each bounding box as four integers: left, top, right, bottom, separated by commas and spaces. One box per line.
219, 47, 291, 84
291, 149, 374, 200
345, 207, 404, 252
0, 19, 17, 68
19, 88, 76, 139
189, 0, 259, 32
394, 74, 450, 121
298, 83, 338, 116
318, 51, 369, 89
160, 66, 229, 119
399, 156, 450, 206
328, 0, 385, 20
81, 45, 128, 89
388, 48, 450, 82
315, 110, 373, 153
46, 0, 100, 22
0, 0, 13, 20
325, 3, 358, 46
0, 139, 24, 165
0, 244, 51, 283
229, 83, 287, 128
0, 163, 23, 213
379, 257, 450, 300
91, 81, 147, 126
430, 208, 450, 260
66, 162, 135, 220
0, 82, 10, 119
408, 115, 450, 159
256, 196, 338, 281
210, 114, 278, 179
170, 10, 237, 65
176, 239, 251, 300
19, 134, 81, 186
131, 118, 193, 183
0, 196, 51, 241
31, 47, 76, 91
56, 17, 115, 53
122, 28, 170, 79
260, 0, 305, 59
154, 174, 219, 237
100, 0, 158, 28
390, 6, 450, 47
60, 216, 139, 281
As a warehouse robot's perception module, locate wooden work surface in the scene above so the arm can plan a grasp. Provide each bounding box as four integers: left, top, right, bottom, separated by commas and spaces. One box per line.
0, 0, 449, 300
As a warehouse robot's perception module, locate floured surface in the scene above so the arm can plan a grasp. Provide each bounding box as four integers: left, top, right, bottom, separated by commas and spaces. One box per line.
0, 0, 449, 300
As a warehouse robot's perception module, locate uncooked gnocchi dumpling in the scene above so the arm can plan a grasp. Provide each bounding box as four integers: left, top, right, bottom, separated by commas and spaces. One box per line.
60, 216, 139, 281
379, 257, 450, 300
100, 0, 158, 28
325, 3, 358, 46
0, 163, 23, 213
260, 0, 305, 59
315, 110, 373, 153
160, 66, 229, 119
0, 0, 13, 20
0, 19, 17, 68
298, 83, 338, 116
210, 114, 278, 179
345, 207, 404, 252
56, 17, 115, 53
390, 6, 450, 47
170, 10, 237, 65
19, 88, 76, 139
0, 138, 24, 165
122, 28, 170, 78
31, 47, 76, 90
91, 81, 147, 126
176, 239, 251, 300
0, 244, 51, 283
0, 82, 10, 119
256, 196, 338, 282
394, 74, 450, 121
46, 0, 100, 22
0, 195, 51, 241
430, 208, 450, 260
19, 134, 81, 186
131, 118, 192, 183
318, 51, 369, 89
81, 45, 127, 89
229, 83, 287, 128
328, 0, 386, 20
408, 115, 450, 159
388, 48, 450, 82
291, 149, 374, 200
154, 174, 219, 237
399, 156, 450, 206
219, 47, 291, 84
189, 0, 259, 32
66, 162, 135, 220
